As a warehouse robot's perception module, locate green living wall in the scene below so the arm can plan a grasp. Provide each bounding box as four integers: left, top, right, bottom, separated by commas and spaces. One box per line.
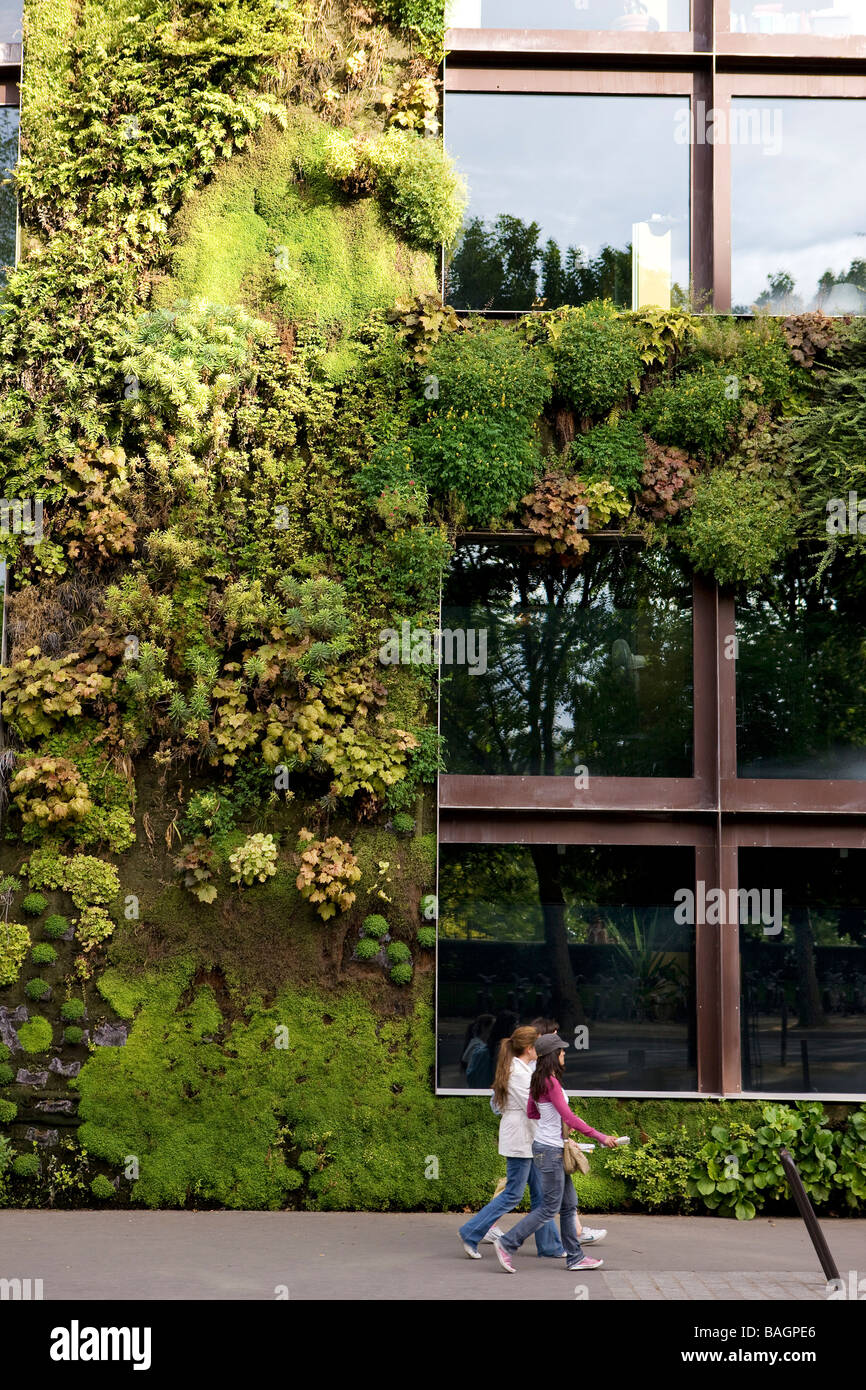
1, 0, 865, 1215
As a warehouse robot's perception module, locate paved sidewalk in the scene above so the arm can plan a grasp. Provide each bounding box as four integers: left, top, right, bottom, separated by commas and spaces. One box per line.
1, 1212, 863, 1300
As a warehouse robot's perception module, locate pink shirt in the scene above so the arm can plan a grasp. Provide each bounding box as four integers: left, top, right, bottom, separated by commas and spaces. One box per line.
527, 1077, 609, 1149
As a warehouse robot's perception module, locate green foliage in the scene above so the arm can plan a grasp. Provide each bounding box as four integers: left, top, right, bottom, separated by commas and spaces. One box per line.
386, 941, 411, 964
366, 128, 465, 250
0, 1099, 17, 1123
10, 757, 94, 837
0, 922, 31, 986
416, 925, 436, 949
25, 977, 51, 1001
229, 833, 279, 887
90, 1174, 116, 1200
12, 1153, 41, 1179
0, 651, 111, 743
60, 998, 86, 1022
361, 914, 389, 939
43, 915, 71, 940
390, 961, 413, 984
63, 1027, 85, 1045
174, 839, 219, 905
295, 830, 361, 920
17, 1015, 53, 1053
354, 937, 381, 961
688, 1103, 838, 1220
21, 892, 48, 916
375, 0, 445, 45
62, 856, 121, 911
0, 1134, 10, 1175
31, 943, 58, 966
834, 1105, 866, 1208
552, 302, 643, 419
680, 466, 798, 586
390, 813, 415, 834
567, 417, 645, 495
604, 1127, 697, 1211
641, 367, 742, 459
0, 1064, 13, 1085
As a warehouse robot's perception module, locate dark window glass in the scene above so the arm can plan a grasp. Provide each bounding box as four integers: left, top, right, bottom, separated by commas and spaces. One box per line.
739, 848, 866, 1094
0, 106, 18, 284
446, 0, 690, 31
737, 553, 866, 779
731, 99, 866, 315
437, 842, 697, 1091
441, 543, 693, 777
445, 93, 691, 311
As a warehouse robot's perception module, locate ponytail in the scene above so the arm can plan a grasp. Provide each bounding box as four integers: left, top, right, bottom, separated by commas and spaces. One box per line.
491, 1026, 538, 1111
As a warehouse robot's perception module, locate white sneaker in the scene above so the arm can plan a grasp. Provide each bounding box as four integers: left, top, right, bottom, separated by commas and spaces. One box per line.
460, 1235, 482, 1259
482, 1225, 505, 1244
580, 1228, 607, 1244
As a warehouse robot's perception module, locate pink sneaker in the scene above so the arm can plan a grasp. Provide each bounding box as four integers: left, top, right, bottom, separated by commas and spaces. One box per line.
567, 1256, 604, 1270
493, 1239, 516, 1274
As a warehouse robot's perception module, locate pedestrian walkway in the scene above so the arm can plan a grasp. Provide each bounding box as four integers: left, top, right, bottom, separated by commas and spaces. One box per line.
0, 1212, 862, 1301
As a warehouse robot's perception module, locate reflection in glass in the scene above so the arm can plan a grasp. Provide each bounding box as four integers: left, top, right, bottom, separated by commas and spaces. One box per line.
441, 543, 693, 777
736, 553, 866, 779
740, 849, 866, 1094
0, 1, 22, 43
446, 0, 690, 31
436, 843, 696, 1091
731, 99, 866, 315
730, 0, 866, 35
445, 94, 690, 311
0, 107, 18, 285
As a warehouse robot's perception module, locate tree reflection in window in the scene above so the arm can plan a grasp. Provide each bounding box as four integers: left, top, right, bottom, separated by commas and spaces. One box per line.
441, 542, 693, 777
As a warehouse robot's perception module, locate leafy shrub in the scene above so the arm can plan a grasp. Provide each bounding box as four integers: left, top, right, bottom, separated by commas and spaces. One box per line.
367, 129, 466, 249
417, 926, 436, 949
390, 813, 416, 835
295, 830, 361, 921
297, 1150, 319, 1173
553, 303, 643, 419
522, 473, 629, 560
640, 367, 741, 459
76, 906, 116, 953
63, 1027, 85, 1046
783, 311, 846, 369
62, 857, 121, 910
0, 922, 30, 986
182, 790, 237, 840
10, 756, 93, 836
21, 892, 48, 916
390, 962, 413, 985
362, 914, 389, 939
355, 938, 381, 962
229, 833, 279, 887
0, 1099, 17, 1123
90, 1174, 116, 1200
25, 977, 51, 1001
174, 839, 219, 905
60, 998, 86, 1022
680, 467, 797, 586
604, 1127, 696, 1211
688, 1103, 836, 1220
834, 1104, 866, 1209
17, 1016, 53, 1054
31, 943, 58, 966
0, 1063, 14, 1085
636, 439, 696, 521
567, 417, 645, 495
386, 941, 411, 964
43, 915, 71, 940
12, 1153, 40, 1179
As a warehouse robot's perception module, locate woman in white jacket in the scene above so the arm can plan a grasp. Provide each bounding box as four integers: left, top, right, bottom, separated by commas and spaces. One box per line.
458, 1026, 565, 1258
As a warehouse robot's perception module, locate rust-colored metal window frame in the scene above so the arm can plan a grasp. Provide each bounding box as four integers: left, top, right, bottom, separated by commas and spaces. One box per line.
438, 547, 866, 1097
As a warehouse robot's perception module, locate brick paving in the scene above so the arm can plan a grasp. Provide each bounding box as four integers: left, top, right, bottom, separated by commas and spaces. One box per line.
601, 1270, 827, 1300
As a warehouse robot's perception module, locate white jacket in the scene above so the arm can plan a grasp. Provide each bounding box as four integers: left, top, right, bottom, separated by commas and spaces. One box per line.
497, 1056, 537, 1158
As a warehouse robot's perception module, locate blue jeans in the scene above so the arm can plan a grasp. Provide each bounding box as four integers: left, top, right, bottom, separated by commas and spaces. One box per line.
459, 1155, 565, 1256
499, 1143, 585, 1265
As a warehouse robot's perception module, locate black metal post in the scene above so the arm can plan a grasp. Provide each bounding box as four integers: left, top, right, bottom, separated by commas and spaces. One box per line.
780, 1147, 840, 1284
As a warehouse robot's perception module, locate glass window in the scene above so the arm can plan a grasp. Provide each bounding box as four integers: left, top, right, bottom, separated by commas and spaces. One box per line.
441, 543, 694, 777
445, 93, 691, 311
729, 0, 866, 36
0, 1, 22, 43
437, 842, 697, 1091
736, 553, 866, 779
446, 0, 690, 31
0, 106, 19, 284
739, 848, 866, 1094
731, 98, 866, 315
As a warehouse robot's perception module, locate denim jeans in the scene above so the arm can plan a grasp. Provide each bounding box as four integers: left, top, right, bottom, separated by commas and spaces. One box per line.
458, 1155, 565, 1256
499, 1143, 584, 1264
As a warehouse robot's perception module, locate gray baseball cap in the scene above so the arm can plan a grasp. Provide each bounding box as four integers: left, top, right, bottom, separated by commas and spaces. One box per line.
534, 1032, 570, 1057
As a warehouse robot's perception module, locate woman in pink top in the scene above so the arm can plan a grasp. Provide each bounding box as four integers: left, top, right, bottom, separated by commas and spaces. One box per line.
494, 1033, 617, 1274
